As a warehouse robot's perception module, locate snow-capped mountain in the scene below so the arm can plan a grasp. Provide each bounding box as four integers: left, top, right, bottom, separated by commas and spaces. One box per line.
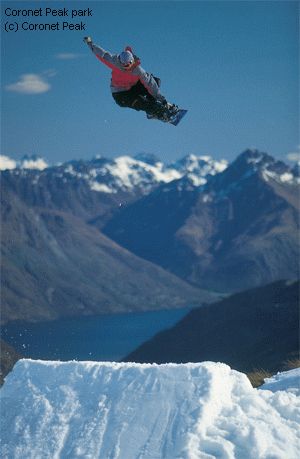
104, 149, 300, 292
1, 148, 299, 322
0, 152, 231, 232
171, 153, 228, 186
1, 153, 216, 324
2, 150, 297, 194
208, 149, 300, 194
0, 154, 48, 171
1, 360, 299, 458
0, 153, 228, 195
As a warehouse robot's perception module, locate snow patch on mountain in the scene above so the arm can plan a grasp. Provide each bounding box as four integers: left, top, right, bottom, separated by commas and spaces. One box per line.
173, 155, 228, 187
89, 181, 116, 193
21, 157, 48, 170
0, 155, 48, 171
209, 150, 300, 202
239, 149, 298, 185
105, 155, 182, 189
263, 169, 298, 185
1, 360, 299, 459
0, 155, 17, 170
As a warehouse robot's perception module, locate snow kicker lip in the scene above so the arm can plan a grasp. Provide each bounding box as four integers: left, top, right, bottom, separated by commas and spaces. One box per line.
1, 359, 300, 459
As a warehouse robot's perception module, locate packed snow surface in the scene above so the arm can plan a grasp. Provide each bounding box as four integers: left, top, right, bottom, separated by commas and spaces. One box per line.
1, 360, 300, 459
261, 367, 300, 396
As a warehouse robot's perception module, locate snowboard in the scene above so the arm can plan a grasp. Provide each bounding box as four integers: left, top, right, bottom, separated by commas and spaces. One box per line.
147, 108, 188, 126
168, 109, 188, 126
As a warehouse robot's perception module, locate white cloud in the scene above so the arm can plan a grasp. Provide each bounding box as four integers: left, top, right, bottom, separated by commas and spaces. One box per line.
6, 73, 51, 94
55, 53, 81, 60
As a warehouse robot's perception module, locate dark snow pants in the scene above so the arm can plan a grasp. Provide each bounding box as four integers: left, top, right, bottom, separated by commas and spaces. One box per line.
112, 80, 164, 116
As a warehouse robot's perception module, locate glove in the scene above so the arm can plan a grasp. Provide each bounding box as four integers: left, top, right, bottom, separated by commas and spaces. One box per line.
83, 37, 92, 45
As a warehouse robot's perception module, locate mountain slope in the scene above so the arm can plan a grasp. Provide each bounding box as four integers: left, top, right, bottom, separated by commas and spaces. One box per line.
1, 185, 213, 324
1, 163, 123, 227
125, 280, 299, 374
104, 150, 299, 292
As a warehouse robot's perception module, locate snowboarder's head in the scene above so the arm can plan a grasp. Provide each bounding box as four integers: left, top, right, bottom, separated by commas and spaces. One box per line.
118, 50, 134, 69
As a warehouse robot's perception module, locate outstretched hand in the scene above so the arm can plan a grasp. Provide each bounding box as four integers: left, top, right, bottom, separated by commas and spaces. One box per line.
83, 37, 92, 45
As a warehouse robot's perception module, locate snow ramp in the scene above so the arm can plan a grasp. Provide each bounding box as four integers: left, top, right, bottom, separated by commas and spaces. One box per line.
1, 360, 299, 459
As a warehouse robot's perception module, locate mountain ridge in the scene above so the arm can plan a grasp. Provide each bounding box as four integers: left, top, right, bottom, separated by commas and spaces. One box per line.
0, 152, 229, 195
1, 149, 298, 323
104, 149, 299, 292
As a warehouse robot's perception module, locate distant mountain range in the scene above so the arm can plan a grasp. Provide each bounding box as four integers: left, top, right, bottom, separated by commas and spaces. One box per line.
125, 280, 300, 374
104, 150, 299, 292
0, 152, 228, 199
1, 149, 299, 323
1, 152, 225, 323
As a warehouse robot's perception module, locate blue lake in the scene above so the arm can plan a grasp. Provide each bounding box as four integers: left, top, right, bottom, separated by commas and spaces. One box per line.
2, 308, 191, 362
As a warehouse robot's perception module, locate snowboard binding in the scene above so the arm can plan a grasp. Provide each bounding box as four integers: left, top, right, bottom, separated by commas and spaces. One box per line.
147, 101, 180, 123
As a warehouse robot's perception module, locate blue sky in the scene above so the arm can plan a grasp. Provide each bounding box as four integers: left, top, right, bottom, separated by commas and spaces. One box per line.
1, 1, 299, 164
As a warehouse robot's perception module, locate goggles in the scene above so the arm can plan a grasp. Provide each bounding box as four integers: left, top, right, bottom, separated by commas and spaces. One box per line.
122, 61, 133, 68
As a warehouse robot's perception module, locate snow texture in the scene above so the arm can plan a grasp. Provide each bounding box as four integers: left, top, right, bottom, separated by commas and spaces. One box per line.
0, 155, 17, 170
1, 360, 300, 459
261, 368, 300, 396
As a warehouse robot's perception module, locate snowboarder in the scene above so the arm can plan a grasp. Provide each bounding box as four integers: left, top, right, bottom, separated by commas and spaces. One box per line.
83, 37, 181, 123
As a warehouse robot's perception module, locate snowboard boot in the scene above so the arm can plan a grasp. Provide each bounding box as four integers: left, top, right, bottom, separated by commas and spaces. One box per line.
166, 103, 179, 122
147, 102, 179, 122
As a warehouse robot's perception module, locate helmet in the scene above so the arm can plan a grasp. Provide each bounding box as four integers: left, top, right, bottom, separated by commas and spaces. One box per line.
119, 50, 134, 66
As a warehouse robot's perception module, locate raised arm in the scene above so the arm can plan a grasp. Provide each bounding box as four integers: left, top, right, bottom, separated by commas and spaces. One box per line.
83, 37, 117, 68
